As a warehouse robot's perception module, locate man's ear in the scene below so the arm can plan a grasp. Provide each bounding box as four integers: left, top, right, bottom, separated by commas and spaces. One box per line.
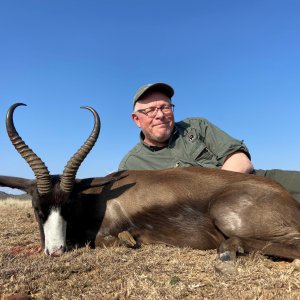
132, 113, 141, 128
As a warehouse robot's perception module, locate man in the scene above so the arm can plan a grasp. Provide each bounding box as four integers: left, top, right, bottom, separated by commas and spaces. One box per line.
119, 82, 300, 201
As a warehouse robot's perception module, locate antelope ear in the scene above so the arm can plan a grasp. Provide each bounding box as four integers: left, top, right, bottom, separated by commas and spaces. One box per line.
73, 172, 127, 193
0, 176, 36, 194
74, 177, 118, 193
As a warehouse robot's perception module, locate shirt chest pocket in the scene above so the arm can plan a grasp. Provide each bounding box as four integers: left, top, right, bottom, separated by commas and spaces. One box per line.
183, 131, 218, 166
192, 142, 214, 162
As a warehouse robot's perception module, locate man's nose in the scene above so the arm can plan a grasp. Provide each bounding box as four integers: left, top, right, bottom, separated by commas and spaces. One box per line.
155, 108, 164, 118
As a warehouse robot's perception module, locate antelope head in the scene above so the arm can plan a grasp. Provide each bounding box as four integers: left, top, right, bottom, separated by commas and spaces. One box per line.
4, 103, 100, 256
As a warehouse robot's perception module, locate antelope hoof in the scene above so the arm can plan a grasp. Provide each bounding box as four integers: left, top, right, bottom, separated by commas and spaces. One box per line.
118, 231, 138, 248
219, 250, 237, 262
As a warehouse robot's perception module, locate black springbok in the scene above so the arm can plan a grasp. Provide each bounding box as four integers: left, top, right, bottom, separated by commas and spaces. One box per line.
1, 103, 300, 260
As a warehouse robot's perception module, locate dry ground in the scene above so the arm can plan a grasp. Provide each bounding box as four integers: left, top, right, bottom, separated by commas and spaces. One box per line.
1, 199, 300, 299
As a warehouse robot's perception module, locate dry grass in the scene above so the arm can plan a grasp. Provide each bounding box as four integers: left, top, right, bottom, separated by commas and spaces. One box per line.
1, 199, 300, 299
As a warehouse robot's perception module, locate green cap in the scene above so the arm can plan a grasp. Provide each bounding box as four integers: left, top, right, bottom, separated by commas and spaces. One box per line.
133, 82, 174, 109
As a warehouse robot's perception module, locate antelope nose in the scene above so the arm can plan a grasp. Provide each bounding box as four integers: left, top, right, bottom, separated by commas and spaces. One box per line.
45, 245, 66, 256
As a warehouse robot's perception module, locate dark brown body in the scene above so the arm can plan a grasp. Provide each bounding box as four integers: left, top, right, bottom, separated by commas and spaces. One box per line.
74, 167, 300, 260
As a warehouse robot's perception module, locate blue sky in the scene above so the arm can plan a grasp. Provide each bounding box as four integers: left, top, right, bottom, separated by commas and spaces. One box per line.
1, 0, 299, 193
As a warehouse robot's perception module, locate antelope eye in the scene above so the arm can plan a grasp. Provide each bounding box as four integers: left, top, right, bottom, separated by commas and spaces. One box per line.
34, 207, 45, 221
61, 203, 74, 220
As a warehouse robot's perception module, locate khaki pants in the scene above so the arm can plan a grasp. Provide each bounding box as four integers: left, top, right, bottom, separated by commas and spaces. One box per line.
254, 169, 300, 203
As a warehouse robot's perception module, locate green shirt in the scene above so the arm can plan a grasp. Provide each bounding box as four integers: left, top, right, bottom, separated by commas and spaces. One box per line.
118, 118, 250, 171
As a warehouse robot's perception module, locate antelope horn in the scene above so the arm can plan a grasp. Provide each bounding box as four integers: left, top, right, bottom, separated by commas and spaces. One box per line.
6, 103, 52, 195
60, 106, 100, 193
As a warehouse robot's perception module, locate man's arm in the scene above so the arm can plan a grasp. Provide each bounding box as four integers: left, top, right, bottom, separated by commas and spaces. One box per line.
221, 151, 254, 174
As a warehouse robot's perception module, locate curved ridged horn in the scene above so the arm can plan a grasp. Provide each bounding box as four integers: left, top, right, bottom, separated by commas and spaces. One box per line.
60, 106, 100, 193
6, 103, 52, 195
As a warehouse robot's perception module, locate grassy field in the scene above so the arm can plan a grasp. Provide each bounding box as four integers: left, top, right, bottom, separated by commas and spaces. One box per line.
1, 198, 300, 299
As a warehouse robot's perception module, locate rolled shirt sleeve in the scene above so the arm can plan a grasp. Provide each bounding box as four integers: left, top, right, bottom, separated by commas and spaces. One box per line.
194, 118, 251, 165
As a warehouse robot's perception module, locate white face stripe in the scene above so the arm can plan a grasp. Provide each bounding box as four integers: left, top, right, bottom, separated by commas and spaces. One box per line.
43, 207, 67, 256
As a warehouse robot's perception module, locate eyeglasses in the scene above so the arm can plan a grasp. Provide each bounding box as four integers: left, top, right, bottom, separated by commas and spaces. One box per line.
135, 104, 175, 118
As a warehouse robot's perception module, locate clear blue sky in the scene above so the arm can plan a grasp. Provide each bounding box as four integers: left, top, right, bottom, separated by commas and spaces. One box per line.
1, 0, 299, 194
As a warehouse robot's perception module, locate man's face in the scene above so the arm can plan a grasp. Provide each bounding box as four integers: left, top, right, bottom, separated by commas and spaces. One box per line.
132, 91, 175, 147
